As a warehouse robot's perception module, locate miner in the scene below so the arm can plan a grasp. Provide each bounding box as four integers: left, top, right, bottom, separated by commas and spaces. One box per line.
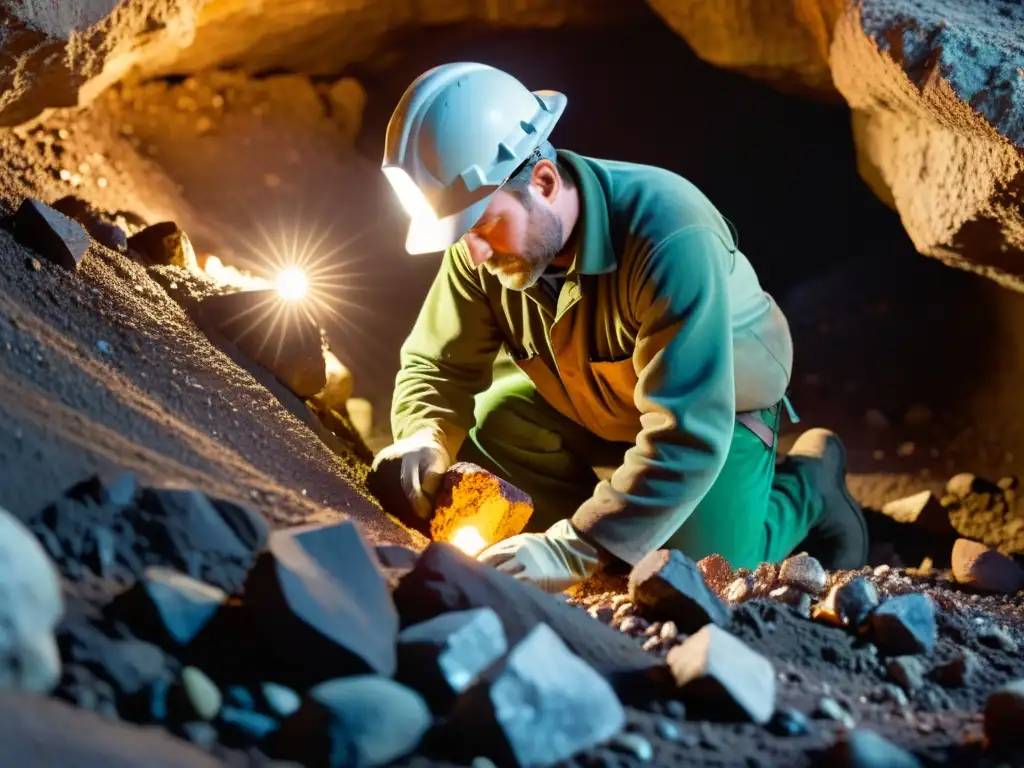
369, 62, 868, 592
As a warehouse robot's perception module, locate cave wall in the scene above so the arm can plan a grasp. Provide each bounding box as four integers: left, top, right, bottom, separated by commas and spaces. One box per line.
0, 0, 1021, 286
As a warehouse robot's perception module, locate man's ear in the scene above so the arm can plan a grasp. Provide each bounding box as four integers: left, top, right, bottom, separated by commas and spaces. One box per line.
531, 158, 560, 203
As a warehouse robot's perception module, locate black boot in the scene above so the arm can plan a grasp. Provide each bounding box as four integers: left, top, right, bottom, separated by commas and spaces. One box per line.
788, 428, 869, 571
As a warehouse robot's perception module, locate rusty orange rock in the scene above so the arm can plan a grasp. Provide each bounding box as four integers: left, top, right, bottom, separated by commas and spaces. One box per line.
429, 463, 534, 553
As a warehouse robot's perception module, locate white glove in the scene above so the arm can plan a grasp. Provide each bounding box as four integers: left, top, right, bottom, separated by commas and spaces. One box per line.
476, 518, 601, 593
369, 428, 451, 520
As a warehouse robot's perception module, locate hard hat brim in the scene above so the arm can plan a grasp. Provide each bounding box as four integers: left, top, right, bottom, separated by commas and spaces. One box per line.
404, 194, 493, 255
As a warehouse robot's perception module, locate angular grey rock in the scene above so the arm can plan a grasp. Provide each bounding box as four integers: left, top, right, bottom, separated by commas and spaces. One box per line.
824, 728, 923, 767
240, 521, 398, 687
272, 676, 430, 767
109, 567, 226, 647
951, 538, 1024, 594
392, 543, 663, 697
397, 608, 507, 712
832, 576, 880, 629
984, 679, 1024, 748
628, 549, 731, 633
0, 503, 64, 693
868, 594, 937, 655
11, 198, 90, 271
778, 553, 827, 596
444, 623, 625, 767
881, 491, 958, 538
50, 196, 128, 253
886, 656, 925, 693
666, 624, 775, 724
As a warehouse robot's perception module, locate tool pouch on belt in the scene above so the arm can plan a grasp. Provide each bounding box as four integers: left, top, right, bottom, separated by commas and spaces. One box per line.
736, 394, 799, 451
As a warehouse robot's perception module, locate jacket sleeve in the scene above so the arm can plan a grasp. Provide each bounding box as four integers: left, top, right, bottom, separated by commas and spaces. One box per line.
570, 226, 736, 565
391, 243, 503, 457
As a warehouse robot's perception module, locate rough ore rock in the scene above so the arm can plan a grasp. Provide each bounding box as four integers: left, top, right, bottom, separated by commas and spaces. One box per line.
233, 521, 398, 687
868, 594, 937, 656
430, 462, 534, 549
778, 553, 827, 597
108, 567, 227, 648
392, 543, 664, 698
666, 624, 776, 724
628, 549, 731, 633
984, 679, 1024, 749
11, 198, 90, 270
822, 728, 923, 767
51, 196, 128, 252
951, 538, 1024, 594
272, 676, 430, 768
198, 289, 327, 398
397, 608, 508, 712
0, 504, 64, 693
444, 623, 625, 767
127, 222, 198, 270
813, 576, 879, 629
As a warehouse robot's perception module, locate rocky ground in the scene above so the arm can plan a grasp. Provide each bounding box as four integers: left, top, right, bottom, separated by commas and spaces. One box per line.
1, 21, 1024, 768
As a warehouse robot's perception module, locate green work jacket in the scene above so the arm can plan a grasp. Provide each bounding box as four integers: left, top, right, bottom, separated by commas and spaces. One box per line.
391, 150, 793, 564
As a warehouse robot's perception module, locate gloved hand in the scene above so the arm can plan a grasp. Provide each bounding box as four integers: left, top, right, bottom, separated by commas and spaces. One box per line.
476, 518, 601, 593
367, 428, 451, 522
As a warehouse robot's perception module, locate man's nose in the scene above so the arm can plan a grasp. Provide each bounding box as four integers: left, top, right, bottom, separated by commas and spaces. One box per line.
463, 234, 492, 267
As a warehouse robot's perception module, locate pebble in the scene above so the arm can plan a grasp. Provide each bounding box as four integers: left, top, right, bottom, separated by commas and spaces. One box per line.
767, 707, 811, 737
589, 605, 614, 623
261, 682, 301, 718
663, 699, 686, 719
725, 575, 754, 602
951, 538, 1024, 594
610, 732, 654, 761
219, 707, 278, 740
660, 621, 678, 640
96, 340, 112, 354
619, 616, 646, 634
642, 636, 662, 652
886, 656, 925, 693
181, 666, 221, 721
985, 679, 1024, 748
816, 697, 855, 729
654, 717, 679, 741
779, 553, 827, 596
945, 473, 977, 499
613, 602, 636, 620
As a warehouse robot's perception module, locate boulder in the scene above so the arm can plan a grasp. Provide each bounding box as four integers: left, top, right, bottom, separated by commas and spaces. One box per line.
666, 624, 776, 724
237, 521, 398, 687
11, 198, 90, 271
628, 549, 731, 633
951, 538, 1024, 594
0, 504, 64, 693
272, 676, 430, 768
108, 567, 227, 648
868, 594, 937, 656
198, 289, 327, 398
392, 543, 664, 696
444, 623, 626, 767
397, 608, 508, 712
429, 463, 534, 551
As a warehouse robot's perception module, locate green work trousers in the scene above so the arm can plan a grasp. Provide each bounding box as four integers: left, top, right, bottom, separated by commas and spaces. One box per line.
456, 368, 825, 571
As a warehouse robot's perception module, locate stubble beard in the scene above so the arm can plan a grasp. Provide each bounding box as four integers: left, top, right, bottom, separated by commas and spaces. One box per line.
487, 206, 564, 291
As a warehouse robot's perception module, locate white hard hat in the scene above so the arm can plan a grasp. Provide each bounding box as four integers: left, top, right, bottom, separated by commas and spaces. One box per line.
382, 62, 567, 255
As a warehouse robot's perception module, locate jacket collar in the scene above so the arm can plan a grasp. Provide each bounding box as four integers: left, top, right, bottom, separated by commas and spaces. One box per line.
557, 150, 618, 276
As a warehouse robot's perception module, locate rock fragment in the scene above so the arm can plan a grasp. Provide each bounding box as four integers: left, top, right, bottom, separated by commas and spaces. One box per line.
868, 594, 937, 656
198, 289, 327, 398
628, 549, 731, 633
11, 198, 90, 271
239, 521, 398, 687
445, 623, 625, 767
767, 707, 811, 737
945, 473, 978, 499
886, 656, 925, 694
951, 538, 1024, 594
50, 196, 128, 252
933, 651, 977, 688
0, 503, 64, 693
393, 543, 662, 694
769, 586, 812, 617
127, 222, 198, 270
273, 676, 430, 766
397, 608, 507, 712
880, 491, 957, 537
813, 576, 878, 629
108, 567, 226, 647
428, 463, 534, 550
778, 553, 826, 596
696, 553, 733, 595
666, 624, 775, 724
823, 728, 923, 767
984, 679, 1024, 749
179, 666, 221, 721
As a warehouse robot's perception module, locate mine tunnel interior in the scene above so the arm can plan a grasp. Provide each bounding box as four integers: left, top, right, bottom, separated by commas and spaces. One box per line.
97, 9, 1024, 497
3, 1, 1024, 766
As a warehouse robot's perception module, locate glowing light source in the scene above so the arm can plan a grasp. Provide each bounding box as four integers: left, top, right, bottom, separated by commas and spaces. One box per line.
450, 525, 488, 557
383, 166, 436, 221
276, 266, 308, 300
